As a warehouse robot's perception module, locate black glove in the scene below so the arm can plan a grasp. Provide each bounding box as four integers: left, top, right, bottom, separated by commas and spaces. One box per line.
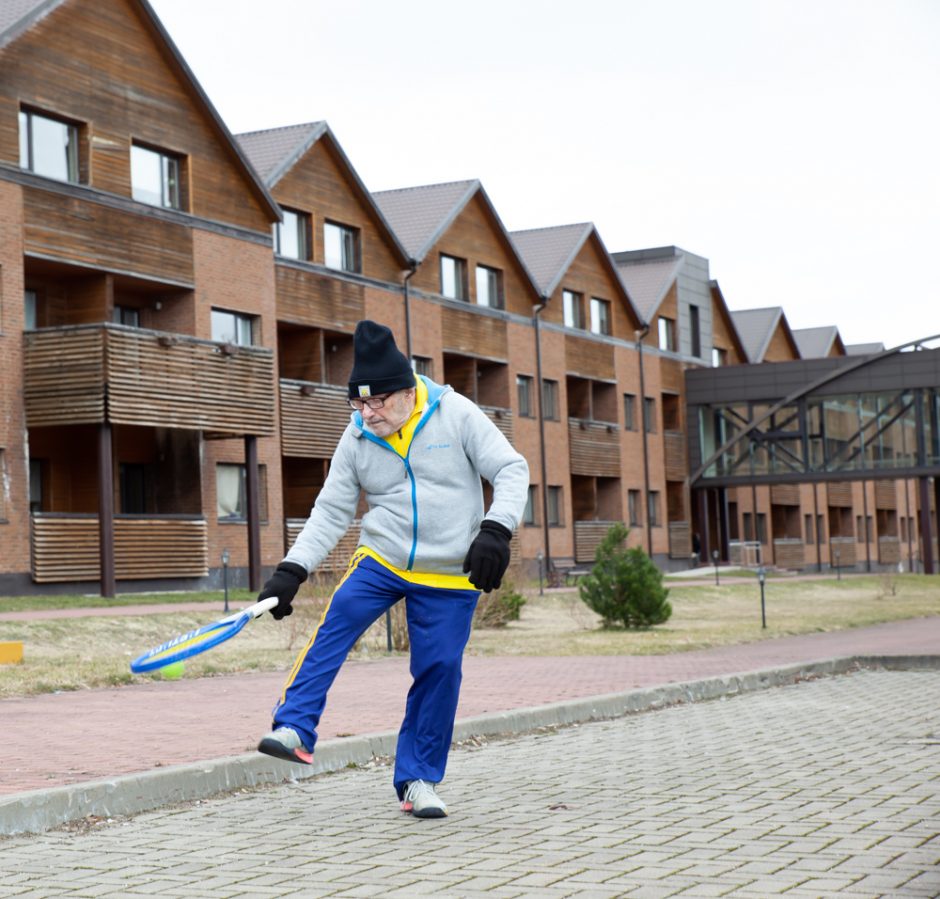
462, 520, 512, 593
258, 562, 308, 620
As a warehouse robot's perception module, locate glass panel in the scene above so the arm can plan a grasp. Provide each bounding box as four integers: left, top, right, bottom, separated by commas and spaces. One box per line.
516, 376, 532, 417
476, 266, 499, 307
216, 464, 246, 519
131, 145, 164, 206
658, 318, 674, 351
162, 154, 180, 208
278, 211, 302, 259
18, 111, 28, 169
324, 222, 343, 269
212, 309, 251, 344
440, 255, 463, 298
29, 113, 75, 181
590, 298, 610, 335
235, 315, 253, 346
563, 291, 581, 328
24, 290, 37, 331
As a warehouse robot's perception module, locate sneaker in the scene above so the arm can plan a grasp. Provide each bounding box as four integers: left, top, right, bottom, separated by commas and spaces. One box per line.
257, 726, 314, 765
401, 779, 448, 818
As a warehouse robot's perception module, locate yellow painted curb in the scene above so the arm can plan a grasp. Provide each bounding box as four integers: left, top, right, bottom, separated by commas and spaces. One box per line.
0, 642, 24, 664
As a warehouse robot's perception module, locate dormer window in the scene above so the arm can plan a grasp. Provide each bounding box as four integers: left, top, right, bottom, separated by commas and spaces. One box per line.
563, 290, 584, 329
440, 254, 467, 300
275, 209, 310, 260
131, 143, 181, 209
324, 221, 360, 272
19, 109, 79, 183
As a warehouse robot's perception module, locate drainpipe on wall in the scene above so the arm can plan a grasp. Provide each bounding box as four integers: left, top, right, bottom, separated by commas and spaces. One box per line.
534, 300, 552, 581
635, 326, 653, 557
402, 261, 418, 359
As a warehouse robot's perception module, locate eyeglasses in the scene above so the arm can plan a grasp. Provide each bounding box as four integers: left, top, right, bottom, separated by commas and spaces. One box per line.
347, 393, 393, 411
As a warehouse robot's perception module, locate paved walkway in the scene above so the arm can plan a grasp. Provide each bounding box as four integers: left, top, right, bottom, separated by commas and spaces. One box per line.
3, 616, 939, 797
1, 669, 937, 897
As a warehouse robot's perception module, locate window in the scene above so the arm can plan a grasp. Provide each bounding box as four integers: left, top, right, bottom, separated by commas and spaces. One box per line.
589, 298, 611, 336
658, 317, 675, 352
131, 144, 180, 209
112, 305, 140, 327
623, 393, 636, 430
412, 356, 433, 377
119, 463, 149, 515
743, 512, 753, 541
29, 458, 44, 513
211, 309, 254, 346
19, 109, 79, 182
440, 254, 467, 299
712, 347, 727, 367
274, 209, 310, 260
324, 221, 359, 272
562, 290, 583, 329
547, 486, 563, 526
628, 489, 642, 526
644, 397, 657, 433
647, 491, 660, 527
216, 463, 267, 521
517, 375, 534, 418
541, 379, 559, 420
523, 485, 538, 526
805, 514, 814, 546
475, 265, 503, 309
689, 305, 701, 357
24, 290, 37, 331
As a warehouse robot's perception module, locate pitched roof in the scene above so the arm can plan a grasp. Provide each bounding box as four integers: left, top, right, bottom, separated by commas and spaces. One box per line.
235, 122, 410, 266
730, 307, 797, 363
792, 326, 845, 359
372, 180, 482, 262
236, 122, 327, 184
510, 222, 643, 327
611, 253, 683, 322
0, 0, 59, 48
508, 223, 594, 296
846, 342, 886, 355
707, 280, 749, 364
2, 0, 280, 222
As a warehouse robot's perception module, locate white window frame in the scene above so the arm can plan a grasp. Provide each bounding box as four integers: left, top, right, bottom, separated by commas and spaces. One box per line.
131, 143, 181, 209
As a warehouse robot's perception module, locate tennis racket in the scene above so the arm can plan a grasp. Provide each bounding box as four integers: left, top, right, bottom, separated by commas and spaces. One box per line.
130, 596, 278, 673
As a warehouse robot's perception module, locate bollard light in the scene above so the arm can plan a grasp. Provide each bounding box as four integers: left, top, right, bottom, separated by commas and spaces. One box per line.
758, 565, 767, 629
835, 548, 841, 581
221, 548, 230, 612
712, 549, 720, 586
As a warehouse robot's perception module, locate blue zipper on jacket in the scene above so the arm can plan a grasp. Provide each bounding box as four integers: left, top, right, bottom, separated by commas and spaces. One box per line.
353, 378, 446, 570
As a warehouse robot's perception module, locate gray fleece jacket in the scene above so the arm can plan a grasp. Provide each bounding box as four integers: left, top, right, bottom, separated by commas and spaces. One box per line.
284, 377, 529, 577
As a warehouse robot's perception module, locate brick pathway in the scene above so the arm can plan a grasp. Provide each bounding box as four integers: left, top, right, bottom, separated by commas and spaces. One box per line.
1, 669, 937, 897
2, 616, 938, 797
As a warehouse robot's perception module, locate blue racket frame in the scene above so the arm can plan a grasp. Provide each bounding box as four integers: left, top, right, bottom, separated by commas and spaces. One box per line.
130, 597, 277, 673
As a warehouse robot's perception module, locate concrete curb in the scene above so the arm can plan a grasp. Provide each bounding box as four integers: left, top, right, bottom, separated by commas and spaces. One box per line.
2, 654, 936, 836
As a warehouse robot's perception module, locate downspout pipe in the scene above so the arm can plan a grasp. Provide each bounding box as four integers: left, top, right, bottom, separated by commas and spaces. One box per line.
534, 299, 552, 580
402, 260, 418, 358
635, 325, 653, 557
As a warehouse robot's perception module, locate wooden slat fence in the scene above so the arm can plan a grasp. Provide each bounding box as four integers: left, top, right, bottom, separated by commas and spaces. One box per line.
573, 520, 618, 564
30, 514, 207, 582
663, 430, 687, 481
668, 521, 691, 559
481, 406, 514, 445
773, 539, 805, 569
280, 381, 350, 457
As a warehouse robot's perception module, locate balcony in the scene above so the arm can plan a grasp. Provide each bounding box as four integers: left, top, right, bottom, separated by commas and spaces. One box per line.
30, 513, 207, 583
573, 520, 618, 564
280, 380, 349, 457
663, 430, 687, 481
23, 324, 275, 435
568, 419, 621, 477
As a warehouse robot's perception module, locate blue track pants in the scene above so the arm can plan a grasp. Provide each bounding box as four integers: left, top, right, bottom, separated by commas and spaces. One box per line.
272, 554, 479, 798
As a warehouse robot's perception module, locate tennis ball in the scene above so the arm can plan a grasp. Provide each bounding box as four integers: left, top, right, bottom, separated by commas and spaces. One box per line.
160, 660, 185, 680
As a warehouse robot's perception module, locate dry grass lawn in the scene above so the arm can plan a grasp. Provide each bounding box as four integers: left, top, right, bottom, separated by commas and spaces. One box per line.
0, 573, 936, 698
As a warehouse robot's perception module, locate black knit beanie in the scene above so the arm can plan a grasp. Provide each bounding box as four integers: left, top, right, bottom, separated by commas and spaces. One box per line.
347, 320, 416, 400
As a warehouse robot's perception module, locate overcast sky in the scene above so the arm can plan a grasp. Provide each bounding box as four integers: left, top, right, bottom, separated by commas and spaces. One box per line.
149, 0, 939, 350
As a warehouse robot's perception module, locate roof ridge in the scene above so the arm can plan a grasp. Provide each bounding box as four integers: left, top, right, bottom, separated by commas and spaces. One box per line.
373, 178, 479, 196
510, 222, 592, 236
235, 121, 324, 138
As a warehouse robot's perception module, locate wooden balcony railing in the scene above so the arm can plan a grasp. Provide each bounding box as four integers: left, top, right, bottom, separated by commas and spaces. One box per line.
773, 538, 805, 569
878, 536, 901, 564
668, 521, 691, 559
568, 419, 621, 477
830, 536, 856, 566
30, 513, 207, 583
280, 380, 349, 458
480, 406, 514, 445
770, 484, 801, 506
663, 430, 687, 481
285, 518, 362, 571
874, 480, 897, 510
24, 324, 275, 434
573, 520, 618, 564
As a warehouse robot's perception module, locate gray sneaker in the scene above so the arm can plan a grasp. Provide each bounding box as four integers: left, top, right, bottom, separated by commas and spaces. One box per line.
257, 726, 314, 765
401, 779, 448, 818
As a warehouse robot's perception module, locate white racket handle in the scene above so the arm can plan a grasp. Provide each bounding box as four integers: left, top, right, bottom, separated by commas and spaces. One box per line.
220, 595, 278, 624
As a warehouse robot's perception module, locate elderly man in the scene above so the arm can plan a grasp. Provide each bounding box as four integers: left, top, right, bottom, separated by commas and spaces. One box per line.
256, 320, 529, 818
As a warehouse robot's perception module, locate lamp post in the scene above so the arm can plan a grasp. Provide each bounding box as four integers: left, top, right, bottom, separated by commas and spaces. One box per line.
537, 549, 544, 597
712, 549, 720, 586
834, 548, 841, 581
221, 549, 230, 613
758, 565, 767, 629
